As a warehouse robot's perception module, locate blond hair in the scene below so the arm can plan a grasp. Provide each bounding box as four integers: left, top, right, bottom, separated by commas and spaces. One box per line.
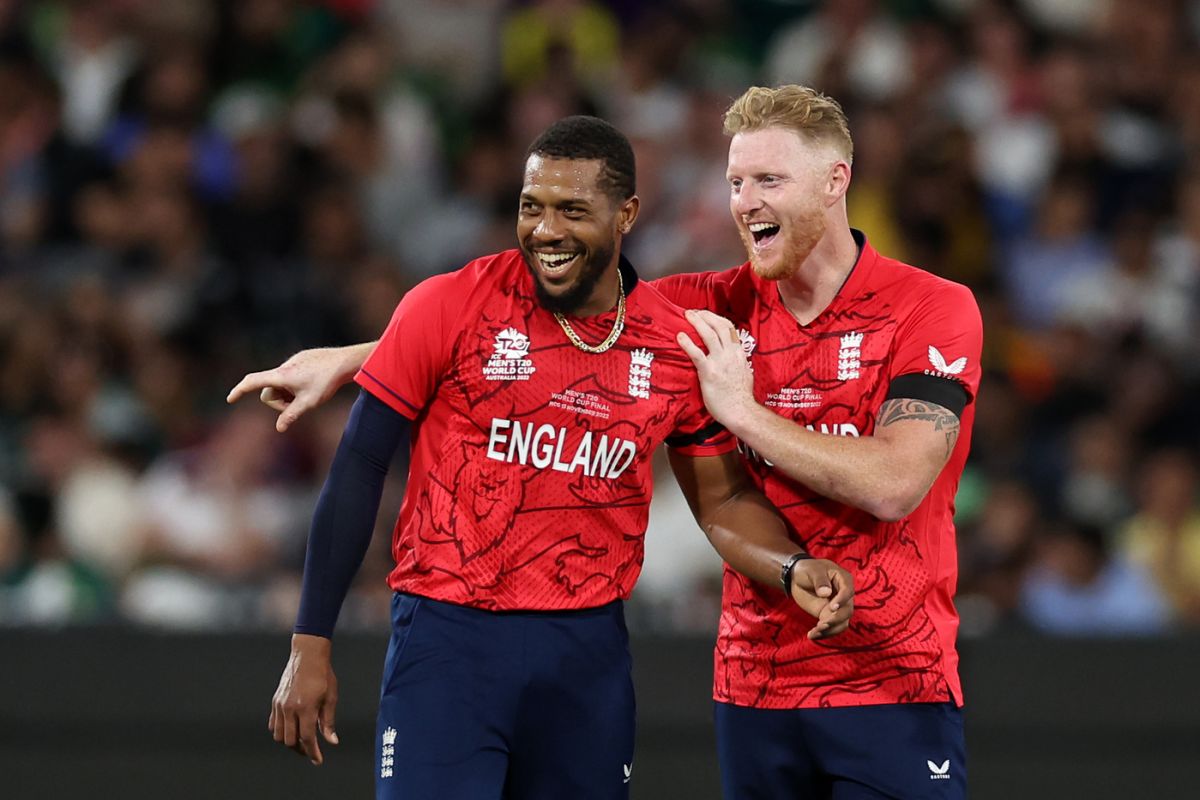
723, 85, 854, 163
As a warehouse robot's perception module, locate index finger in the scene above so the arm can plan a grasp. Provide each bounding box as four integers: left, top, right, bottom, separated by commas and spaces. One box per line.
684, 309, 726, 353
691, 309, 737, 332
227, 370, 282, 404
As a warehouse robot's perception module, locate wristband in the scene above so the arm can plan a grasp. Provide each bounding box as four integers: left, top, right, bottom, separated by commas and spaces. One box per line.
780, 551, 813, 593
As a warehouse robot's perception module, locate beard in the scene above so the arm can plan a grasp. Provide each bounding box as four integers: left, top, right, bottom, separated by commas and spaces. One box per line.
521, 238, 616, 315
743, 208, 826, 282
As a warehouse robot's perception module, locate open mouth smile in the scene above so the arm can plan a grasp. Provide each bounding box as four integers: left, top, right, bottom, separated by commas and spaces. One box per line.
535, 251, 580, 279
748, 221, 780, 249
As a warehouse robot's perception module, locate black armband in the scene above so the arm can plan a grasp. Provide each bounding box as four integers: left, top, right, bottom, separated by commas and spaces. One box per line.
885, 373, 969, 418
666, 420, 727, 449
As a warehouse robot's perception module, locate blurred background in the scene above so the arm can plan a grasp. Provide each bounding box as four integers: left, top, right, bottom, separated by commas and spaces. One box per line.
1, 0, 1199, 797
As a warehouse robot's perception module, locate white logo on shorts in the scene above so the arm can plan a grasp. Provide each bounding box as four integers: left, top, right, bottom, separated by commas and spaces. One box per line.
381, 727, 397, 779
927, 758, 951, 780
623, 762, 633, 784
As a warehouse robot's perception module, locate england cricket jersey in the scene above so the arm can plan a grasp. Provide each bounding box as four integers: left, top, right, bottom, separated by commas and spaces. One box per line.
357, 249, 733, 611
655, 231, 983, 708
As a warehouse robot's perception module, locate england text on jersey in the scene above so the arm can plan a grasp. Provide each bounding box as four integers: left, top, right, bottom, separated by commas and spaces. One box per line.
356, 250, 734, 611
486, 418, 638, 479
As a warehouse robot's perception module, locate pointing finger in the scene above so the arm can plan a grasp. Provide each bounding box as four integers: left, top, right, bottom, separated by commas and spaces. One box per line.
227, 370, 281, 404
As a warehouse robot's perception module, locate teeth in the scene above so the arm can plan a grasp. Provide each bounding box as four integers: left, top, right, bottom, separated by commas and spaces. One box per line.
538, 252, 575, 266
748, 222, 778, 232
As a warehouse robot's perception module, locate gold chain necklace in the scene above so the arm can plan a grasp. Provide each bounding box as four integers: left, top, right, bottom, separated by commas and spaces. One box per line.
553, 270, 625, 354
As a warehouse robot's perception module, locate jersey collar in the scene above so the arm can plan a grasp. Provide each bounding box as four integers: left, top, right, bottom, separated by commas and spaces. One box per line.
618, 253, 640, 295
813, 228, 877, 321
839, 228, 875, 299
759, 228, 878, 327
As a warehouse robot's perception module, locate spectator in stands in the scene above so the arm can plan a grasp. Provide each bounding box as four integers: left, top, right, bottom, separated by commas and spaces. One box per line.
1119, 449, 1200, 624
0, 0, 1197, 638
1021, 518, 1170, 635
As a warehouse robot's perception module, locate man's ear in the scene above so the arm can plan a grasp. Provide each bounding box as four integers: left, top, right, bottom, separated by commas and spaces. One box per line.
826, 161, 852, 207
618, 195, 640, 234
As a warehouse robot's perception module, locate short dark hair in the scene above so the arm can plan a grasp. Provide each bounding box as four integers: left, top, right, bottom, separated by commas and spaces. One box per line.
526, 116, 636, 201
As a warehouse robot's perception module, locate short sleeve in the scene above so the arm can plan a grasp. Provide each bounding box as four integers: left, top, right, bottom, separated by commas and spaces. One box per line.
888, 281, 983, 402
666, 418, 735, 457
356, 272, 462, 420
666, 391, 736, 458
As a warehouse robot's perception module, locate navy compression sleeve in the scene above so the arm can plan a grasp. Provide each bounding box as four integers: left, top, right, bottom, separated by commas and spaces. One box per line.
294, 389, 409, 638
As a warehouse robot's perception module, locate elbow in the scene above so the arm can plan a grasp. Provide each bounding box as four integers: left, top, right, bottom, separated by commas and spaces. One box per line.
866, 487, 925, 523
870, 501, 913, 523
855, 450, 942, 522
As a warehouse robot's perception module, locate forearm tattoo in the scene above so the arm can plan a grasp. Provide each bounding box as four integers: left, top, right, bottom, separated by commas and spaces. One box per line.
876, 398, 960, 457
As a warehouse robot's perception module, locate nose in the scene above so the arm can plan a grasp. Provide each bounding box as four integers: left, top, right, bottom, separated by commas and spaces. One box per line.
732, 183, 761, 216
532, 211, 563, 242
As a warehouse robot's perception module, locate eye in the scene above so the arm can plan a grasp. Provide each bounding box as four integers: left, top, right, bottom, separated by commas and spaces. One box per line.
520, 200, 539, 213
762, 175, 779, 186
729, 178, 742, 191
562, 207, 585, 218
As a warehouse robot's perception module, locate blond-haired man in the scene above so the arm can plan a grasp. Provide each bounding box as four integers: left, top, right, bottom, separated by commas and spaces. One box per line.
232, 86, 981, 799
668, 83, 978, 800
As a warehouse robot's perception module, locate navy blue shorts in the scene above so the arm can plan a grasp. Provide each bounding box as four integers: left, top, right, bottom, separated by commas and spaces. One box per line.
374, 593, 636, 800
715, 700, 966, 799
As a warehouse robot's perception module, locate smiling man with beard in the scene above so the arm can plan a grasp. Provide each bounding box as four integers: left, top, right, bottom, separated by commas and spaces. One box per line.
232, 86, 982, 799
517, 152, 618, 315
666, 86, 983, 800
240, 114, 854, 800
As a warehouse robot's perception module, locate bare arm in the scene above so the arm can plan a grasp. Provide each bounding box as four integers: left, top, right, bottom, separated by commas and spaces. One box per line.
720, 396, 956, 521
226, 342, 376, 431
668, 449, 854, 639
678, 310, 957, 521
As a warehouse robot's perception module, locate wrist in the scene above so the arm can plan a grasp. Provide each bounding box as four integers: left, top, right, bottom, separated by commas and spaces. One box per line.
780, 551, 813, 593
338, 344, 370, 381
291, 632, 333, 654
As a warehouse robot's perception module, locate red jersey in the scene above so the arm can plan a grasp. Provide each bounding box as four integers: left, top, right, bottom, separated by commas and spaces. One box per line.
655, 233, 983, 709
357, 249, 733, 611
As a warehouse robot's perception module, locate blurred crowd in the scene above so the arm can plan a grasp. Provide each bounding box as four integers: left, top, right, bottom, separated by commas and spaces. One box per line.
1, 0, 1199, 638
